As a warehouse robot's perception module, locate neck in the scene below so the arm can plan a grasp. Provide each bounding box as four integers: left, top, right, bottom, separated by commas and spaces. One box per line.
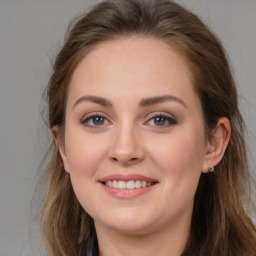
94, 216, 191, 256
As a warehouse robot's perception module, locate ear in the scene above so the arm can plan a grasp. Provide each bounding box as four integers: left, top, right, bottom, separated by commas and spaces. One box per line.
202, 117, 231, 173
51, 125, 70, 173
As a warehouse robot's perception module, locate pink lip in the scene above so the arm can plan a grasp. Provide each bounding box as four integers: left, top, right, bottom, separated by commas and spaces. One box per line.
99, 174, 158, 183
100, 183, 157, 199
98, 174, 158, 199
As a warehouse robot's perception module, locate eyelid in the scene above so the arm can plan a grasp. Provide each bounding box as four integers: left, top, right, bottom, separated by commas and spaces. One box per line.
79, 111, 177, 128
80, 112, 112, 128
144, 112, 177, 127
145, 111, 175, 121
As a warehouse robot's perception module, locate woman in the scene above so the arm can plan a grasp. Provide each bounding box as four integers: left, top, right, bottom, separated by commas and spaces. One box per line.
40, 0, 256, 255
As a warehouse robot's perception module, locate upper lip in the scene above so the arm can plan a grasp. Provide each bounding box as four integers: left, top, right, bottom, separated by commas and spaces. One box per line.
99, 174, 158, 183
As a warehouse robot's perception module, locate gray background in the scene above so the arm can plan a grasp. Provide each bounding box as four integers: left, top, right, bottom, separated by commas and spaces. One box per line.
1, 0, 255, 255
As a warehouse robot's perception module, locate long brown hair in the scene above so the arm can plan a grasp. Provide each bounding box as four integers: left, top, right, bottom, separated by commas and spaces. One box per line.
40, 0, 256, 255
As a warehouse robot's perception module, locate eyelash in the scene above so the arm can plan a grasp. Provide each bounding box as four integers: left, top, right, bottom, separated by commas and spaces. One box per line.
80, 113, 110, 128
145, 113, 177, 127
80, 113, 177, 129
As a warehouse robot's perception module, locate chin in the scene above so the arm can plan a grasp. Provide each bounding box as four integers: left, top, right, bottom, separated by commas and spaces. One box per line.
94, 207, 160, 235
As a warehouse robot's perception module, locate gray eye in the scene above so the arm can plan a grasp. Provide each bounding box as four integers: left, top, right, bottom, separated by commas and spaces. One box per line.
154, 116, 167, 126
81, 115, 109, 127
147, 115, 177, 127
92, 116, 105, 125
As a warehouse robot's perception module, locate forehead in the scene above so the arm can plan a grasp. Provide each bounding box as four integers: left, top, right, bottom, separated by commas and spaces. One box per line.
68, 36, 197, 107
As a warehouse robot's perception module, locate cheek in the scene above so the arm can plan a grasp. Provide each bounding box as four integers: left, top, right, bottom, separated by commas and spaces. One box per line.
64, 129, 108, 177
148, 132, 204, 217
151, 133, 204, 171
147, 128, 205, 196
64, 131, 109, 215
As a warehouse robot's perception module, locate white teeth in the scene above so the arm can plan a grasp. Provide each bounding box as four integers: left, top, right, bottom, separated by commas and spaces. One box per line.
135, 180, 142, 189
105, 180, 154, 189
118, 181, 126, 189
113, 180, 118, 188
127, 180, 135, 189
147, 181, 152, 187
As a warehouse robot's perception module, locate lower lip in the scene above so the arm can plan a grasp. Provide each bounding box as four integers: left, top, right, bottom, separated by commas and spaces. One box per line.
100, 183, 156, 199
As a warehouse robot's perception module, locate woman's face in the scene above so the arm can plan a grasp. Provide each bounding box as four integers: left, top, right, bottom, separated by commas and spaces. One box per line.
60, 37, 210, 235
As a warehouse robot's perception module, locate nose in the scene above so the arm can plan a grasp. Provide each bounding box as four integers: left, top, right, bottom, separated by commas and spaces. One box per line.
108, 123, 146, 165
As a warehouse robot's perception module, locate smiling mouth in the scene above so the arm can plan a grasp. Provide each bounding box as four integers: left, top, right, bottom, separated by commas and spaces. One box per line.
102, 180, 158, 189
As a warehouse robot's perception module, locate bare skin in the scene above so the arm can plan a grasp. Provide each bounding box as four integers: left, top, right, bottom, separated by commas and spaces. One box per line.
54, 37, 231, 256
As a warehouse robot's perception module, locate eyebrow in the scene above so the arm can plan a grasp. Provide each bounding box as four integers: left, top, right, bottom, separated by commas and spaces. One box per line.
74, 95, 113, 108
139, 95, 187, 108
73, 95, 187, 109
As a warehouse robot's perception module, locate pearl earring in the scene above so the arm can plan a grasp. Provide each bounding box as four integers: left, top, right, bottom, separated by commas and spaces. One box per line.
209, 166, 214, 172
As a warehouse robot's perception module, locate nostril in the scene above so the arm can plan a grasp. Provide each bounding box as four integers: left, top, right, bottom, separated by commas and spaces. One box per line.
111, 157, 118, 162
110, 156, 139, 163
